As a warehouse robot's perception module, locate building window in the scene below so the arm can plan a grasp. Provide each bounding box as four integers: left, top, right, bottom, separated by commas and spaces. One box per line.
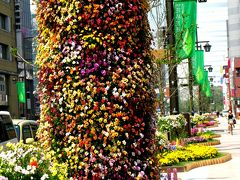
0, 75, 6, 94
15, 5, 20, 10
236, 68, 240, 77
16, 24, 20, 29
15, 12, 20, 17
0, 13, 10, 31
0, 43, 9, 60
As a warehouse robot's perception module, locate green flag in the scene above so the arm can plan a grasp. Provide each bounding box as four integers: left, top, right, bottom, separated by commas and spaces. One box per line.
201, 70, 208, 93
205, 81, 212, 97
174, 0, 197, 60
192, 50, 204, 85
16, 82, 26, 103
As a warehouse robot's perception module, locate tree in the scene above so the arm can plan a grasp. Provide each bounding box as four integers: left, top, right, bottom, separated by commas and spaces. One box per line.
36, 0, 158, 179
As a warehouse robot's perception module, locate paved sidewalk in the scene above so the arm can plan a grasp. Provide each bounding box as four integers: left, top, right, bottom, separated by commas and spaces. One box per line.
177, 116, 240, 180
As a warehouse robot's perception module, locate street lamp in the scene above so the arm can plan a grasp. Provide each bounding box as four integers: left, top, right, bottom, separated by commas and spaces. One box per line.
203, 42, 211, 52
196, 41, 212, 52
204, 65, 213, 72
198, 0, 207, 2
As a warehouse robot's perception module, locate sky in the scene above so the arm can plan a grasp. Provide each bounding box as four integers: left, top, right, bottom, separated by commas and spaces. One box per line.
197, 0, 228, 81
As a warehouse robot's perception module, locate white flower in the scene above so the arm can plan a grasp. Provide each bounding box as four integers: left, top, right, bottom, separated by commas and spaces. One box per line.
0, 176, 8, 180
113, 91, 119, 97
59, 97, 63, 105
14, 165, 22, 172
105, 85, 110, 91
21, 169, 30, 175
41, 174, 49, 180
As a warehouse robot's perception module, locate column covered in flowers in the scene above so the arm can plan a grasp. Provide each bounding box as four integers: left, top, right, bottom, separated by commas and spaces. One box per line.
36, 0, 157, 178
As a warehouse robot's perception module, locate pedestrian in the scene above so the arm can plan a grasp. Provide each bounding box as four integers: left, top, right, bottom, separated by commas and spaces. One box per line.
228, 111, 234, 134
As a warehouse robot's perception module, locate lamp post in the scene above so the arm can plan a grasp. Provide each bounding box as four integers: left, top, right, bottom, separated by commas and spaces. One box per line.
195, 38, 212, 113
166, 0, 179, 115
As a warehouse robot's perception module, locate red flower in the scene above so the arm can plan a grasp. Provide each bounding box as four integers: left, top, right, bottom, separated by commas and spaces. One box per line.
29, 161, 38, 168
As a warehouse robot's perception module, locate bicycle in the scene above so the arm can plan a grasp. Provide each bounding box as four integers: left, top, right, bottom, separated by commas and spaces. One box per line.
228, 122, 234, 135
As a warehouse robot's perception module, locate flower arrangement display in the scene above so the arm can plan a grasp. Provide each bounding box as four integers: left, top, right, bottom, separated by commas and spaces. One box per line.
35, 0, 157, 178
191, 114, 216, 128
157, 114, 187, 140
157, 114, 187, 133
157, 145, 218, 166
0, 142, 67, 179
191, 114, 206, 126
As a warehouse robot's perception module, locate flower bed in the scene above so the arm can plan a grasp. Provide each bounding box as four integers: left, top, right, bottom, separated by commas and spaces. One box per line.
160, 152, 232, 172
0, 142, 67, 179
182, 136, 208, 144
157, 145, 218, 166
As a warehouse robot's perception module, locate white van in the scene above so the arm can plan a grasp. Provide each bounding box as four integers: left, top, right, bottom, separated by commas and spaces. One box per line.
0, 111, 18, 148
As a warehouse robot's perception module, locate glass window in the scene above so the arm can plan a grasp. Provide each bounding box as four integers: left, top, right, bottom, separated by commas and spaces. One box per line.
14, 125, 20, 141
236, 68, 240, 77
31, 124, 38, 140
0, 75, 6, 93
0, 115, 16, 142
0, 13, 10, 31
0, 43, 9, 60
23, 125, 32, 142
15, 5, 20, 10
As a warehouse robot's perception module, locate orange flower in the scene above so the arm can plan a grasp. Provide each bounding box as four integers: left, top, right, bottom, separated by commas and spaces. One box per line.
29, 160, 38, 168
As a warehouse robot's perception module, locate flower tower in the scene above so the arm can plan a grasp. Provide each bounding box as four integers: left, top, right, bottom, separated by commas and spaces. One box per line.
36, 0, 157, 179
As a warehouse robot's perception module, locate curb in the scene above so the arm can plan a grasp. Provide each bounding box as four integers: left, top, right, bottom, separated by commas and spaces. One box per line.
195, 139, 221, 146
160, 152, 232, 172
210, 134, 221, 138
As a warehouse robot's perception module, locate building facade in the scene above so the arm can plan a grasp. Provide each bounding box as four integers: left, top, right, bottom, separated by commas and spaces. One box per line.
0, 0, 18, 117
15, 0, 35, 119
227, 0, 240, 118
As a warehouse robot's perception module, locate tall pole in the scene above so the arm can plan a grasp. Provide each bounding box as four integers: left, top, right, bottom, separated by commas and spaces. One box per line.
188, 58, 194, 114
196, 28, 202, 113
166, 0, 179, 115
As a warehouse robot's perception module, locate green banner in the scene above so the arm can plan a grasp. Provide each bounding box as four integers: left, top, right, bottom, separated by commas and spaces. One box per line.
192, 50, 204, 85
174, 0, 197, 60
201, 70, 212, 97
205, 80, 212, 97
16, 82, 26, 103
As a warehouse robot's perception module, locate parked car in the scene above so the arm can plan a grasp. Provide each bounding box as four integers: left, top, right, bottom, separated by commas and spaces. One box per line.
0, 111, 18, 148
12, 119, 39, 144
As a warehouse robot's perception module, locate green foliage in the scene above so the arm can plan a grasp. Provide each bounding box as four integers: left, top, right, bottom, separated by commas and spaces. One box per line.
198, 130, 217, 140
0, 142, 67, 180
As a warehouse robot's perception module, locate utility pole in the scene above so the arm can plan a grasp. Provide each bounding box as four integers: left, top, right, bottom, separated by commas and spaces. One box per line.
188, 58, 194, 114
166, 0, 179, 114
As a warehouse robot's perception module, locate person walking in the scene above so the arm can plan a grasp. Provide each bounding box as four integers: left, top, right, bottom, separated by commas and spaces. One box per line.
228, 111, 234, 135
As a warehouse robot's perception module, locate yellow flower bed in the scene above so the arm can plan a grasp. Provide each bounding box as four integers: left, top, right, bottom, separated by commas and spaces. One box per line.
157, 145, 218, 166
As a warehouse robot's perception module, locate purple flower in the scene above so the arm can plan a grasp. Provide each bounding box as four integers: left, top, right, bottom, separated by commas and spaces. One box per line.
81, 69, 86, 76
101, 70, 107, 76
94, 63, 100, 70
